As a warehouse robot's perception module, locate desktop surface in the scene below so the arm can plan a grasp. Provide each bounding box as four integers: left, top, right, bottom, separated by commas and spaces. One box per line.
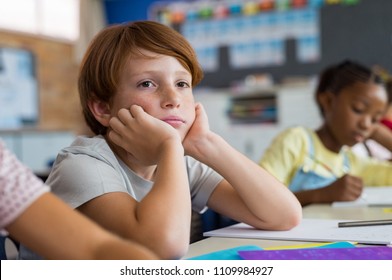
183, 203, 392, 259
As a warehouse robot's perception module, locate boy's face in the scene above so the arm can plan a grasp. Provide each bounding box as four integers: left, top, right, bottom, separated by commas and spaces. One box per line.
323, 82, 388, 147
110, 50, 196, 141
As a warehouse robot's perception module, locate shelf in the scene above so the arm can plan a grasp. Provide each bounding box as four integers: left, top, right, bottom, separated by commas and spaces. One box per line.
227, 92, 277, 124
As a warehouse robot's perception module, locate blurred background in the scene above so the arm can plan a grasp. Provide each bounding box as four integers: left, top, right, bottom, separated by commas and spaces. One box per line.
0, 0, 391, 176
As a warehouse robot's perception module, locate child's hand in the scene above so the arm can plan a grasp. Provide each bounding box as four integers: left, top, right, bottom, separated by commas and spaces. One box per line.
322, 174, 363, 202
367, 122, 392, 153
183, 103, 213, 158
108, 105, 182, 165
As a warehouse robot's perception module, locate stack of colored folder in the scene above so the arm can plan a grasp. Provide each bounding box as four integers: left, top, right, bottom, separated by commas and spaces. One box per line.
188, 242, 392, 260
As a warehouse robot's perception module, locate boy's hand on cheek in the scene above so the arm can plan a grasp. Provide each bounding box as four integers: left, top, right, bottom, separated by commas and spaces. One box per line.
108, 105, 181, 165
183, 103, 213, 158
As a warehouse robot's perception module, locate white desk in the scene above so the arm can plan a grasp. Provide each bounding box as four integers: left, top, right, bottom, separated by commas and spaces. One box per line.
183, 204, 392, 259
302, 204, 392, 220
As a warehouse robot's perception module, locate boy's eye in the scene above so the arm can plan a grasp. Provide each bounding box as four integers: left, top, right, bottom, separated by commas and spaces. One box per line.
177, 81, 190, 88
139, 81, 154, 88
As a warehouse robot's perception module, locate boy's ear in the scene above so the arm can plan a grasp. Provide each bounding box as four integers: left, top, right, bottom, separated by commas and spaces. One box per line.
88, 98, 111, 127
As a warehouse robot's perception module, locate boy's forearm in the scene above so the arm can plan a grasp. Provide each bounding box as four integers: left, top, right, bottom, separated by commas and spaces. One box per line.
195, 134, 301, 229
137, 144, 191, 258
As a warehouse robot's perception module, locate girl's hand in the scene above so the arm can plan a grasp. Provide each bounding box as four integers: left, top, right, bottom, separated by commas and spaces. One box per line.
108, 105, 182, 165
322, 174, 363, 202
368, 122, 392, 153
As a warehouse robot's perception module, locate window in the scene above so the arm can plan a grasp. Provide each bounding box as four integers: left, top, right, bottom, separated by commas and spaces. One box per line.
0, 0, 79, 41
0, 47, 38, 129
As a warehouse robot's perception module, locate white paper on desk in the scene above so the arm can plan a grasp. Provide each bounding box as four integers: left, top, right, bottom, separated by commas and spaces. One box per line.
204, 218, 392, 245
332, 186, 392, 207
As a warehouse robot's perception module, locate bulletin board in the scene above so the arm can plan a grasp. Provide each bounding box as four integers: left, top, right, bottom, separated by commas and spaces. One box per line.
0, 46, 38, 129
151, 0, 392, 88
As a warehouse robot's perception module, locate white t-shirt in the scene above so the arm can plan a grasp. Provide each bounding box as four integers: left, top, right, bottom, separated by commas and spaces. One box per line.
352, 140, 392, 161
46, 135, 223, 213
18, 135, 223, 259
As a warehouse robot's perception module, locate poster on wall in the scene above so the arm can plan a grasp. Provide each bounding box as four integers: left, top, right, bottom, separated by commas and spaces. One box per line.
149, 0, 362, 74
0, 47, 38, 129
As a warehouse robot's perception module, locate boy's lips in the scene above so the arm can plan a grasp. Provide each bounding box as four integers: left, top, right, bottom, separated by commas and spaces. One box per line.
161, 116, 185, 127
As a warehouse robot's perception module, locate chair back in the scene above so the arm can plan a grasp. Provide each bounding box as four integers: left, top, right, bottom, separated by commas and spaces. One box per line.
0, 235, 7, 259
0, 235, 19, 259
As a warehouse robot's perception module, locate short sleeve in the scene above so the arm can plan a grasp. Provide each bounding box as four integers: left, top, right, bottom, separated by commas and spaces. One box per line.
46, 152, 129, 209
347, 151, 392, 186
185, 156, 223, 213
259, 126, 308, 186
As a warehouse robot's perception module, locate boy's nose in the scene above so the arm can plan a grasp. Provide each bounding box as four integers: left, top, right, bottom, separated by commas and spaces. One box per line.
161, 87, 181, 108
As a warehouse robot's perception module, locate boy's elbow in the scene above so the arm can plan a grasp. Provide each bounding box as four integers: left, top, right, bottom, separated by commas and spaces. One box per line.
261, 203, 302, 231
277, 194, 303, 230
158, 244, 188, 260
152, 232, 189, 260
278, 199, 303, 230
263, 211, 301, 231
279, 208, 302, 230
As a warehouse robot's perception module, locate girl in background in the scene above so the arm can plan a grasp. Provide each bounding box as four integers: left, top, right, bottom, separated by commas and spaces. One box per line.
352, 69, 392, 161
259, 60, 392, 206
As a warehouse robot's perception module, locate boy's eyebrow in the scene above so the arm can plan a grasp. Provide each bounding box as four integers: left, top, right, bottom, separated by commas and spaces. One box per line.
130, 70, 192, 77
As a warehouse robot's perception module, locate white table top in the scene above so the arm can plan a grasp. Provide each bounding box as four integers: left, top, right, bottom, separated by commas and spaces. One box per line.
183, 204, 392, 259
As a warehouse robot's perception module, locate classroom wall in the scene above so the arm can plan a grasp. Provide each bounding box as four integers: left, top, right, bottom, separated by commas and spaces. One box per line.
0, 30, 89, 135
104, 0, 155, 23
197, 0, 392, 88
4, 0, 386, 136
0, 0, 158, 135
104, 0, 392, 89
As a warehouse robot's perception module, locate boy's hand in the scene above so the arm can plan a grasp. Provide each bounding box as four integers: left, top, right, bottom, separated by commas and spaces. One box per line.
108, 105, 182, 165
183, 103, 212, 157
322, 174, 363, 202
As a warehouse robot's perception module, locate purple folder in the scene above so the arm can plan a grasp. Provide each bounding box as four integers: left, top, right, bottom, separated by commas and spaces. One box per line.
238, 246, 392, 260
